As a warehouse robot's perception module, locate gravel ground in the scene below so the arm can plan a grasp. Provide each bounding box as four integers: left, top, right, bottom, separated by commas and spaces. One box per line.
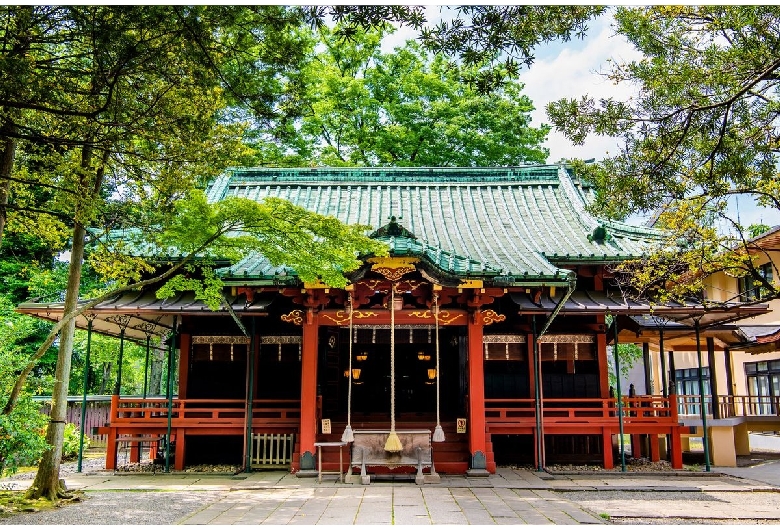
1, 454, 230, 525
0, 490, 224, 525
611, 517, 780, 525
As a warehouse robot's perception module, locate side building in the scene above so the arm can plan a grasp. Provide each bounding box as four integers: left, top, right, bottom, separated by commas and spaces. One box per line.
633, 227, 780, 466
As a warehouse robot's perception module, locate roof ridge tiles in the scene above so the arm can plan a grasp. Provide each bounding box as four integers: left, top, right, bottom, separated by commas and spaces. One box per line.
219, 165, 565, 186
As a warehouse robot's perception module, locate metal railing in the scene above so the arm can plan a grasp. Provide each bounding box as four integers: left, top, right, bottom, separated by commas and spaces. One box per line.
677, 394, 780, 418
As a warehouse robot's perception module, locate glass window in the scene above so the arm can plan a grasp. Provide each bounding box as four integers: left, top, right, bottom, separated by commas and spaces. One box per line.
739, 263, 775, 302
674, 367, 711, 415
744, 360, 780, 415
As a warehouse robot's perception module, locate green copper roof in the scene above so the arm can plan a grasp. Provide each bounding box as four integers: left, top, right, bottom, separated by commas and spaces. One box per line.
208, 165, 666, 283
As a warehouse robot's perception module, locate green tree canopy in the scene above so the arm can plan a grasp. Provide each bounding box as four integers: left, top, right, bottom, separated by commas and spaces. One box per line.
263, 26, 549, 167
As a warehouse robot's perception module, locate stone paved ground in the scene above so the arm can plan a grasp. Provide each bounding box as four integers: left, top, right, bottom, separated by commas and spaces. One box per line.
2, 459, 780, 525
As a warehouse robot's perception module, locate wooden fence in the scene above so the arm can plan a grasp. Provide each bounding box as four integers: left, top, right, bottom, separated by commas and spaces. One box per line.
35, 396, 115, 446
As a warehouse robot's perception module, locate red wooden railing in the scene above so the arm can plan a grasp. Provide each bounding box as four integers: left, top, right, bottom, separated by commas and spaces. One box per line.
484, 396, 678, 426
109, 396, 300, 428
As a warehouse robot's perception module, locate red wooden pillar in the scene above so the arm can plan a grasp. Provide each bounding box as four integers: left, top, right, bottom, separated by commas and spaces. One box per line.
594, 272, 609, 398
670, 426, 683, 469
171, 327, 190, 471
596, 316, 609, 398
467, 309, 489, 475
650, 434, 660, 462
527, 332, 535, 398
602, 428, 613, 469
130, 442, 140, 463
631, 434, 642, 458
105, 395, 119, 470
298, 309, 319, 472
175, 428, 186, 470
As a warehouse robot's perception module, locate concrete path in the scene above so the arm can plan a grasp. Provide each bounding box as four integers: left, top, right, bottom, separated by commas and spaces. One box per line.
2, 465, 779, 525
713, 458, 780, 487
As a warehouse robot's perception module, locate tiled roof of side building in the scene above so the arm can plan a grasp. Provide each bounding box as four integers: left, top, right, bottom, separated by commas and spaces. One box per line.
208, 165, 667, 283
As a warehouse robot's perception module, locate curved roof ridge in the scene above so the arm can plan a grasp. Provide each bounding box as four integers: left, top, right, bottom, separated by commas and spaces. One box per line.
555, 165, 599, 230
205, 173, 232, 202
600, 217, 667, 240
555, 165, 666, 241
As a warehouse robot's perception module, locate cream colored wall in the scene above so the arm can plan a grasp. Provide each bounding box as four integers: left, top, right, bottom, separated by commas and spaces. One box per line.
728, 349, 780, 396
743, 298, 780, 325
630, 245, 780, 397
705, 270, 736, 303
703, 248, 780, 325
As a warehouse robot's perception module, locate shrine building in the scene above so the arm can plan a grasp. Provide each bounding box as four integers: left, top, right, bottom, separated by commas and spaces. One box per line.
17, 165, 767, 477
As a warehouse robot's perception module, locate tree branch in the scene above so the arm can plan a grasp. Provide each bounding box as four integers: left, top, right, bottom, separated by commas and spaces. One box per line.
1, 222, 233, 416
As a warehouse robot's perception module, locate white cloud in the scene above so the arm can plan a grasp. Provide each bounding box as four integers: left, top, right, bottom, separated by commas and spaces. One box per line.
520, 20, 643, 164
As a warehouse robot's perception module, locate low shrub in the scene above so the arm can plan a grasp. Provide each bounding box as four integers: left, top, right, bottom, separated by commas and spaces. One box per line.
62, 422, 88, 460
0, 397, 49, 476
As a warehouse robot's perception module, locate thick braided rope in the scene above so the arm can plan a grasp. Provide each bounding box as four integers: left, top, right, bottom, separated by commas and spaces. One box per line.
435, 294, 441, 425
384, 284, 402, 452
389, 285, 396, 433
346, 297, 353, 425
433, 294, 445, 442
342, 296, 354, 442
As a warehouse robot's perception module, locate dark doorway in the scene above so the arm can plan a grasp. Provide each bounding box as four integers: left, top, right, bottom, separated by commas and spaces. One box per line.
184, 435, 243, 466
325, 326, 461, 420
188, 342, 247, 400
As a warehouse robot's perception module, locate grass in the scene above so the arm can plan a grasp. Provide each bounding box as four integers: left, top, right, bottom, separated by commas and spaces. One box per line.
2, 466, 36, 478
599, 513, 611, 521
0, 454, 96, 517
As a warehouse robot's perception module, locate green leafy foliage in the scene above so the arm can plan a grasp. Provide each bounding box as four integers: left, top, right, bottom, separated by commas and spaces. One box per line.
302, 6, 602, 93
0, 299, 50, 475
0, 397, 48, 476
748, 224, 772, 239
61, 423, 87, 461
262, 26, 550, 167
547, 6, 780, 302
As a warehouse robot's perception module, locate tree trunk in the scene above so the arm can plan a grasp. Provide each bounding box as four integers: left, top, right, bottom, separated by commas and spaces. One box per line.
27, 143, 106, 500
26, 221, 87, 500
0, 134, 16, 249
149, 341, 165, 396
99, 362, 112, 395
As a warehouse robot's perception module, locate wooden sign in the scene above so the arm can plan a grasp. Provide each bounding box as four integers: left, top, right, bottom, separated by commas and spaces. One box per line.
456, 418, 467, 434
321, 419, 331, 434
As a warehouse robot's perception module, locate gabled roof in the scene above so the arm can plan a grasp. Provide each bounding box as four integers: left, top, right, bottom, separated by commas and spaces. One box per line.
209, 165, 666, 284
